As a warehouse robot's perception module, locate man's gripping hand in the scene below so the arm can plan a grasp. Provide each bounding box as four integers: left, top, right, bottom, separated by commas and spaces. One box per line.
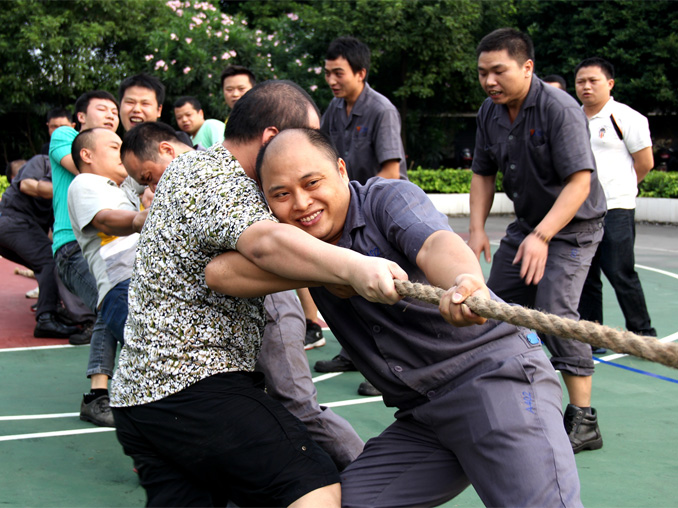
439, 274, 489, 327
344, 255, 408, 305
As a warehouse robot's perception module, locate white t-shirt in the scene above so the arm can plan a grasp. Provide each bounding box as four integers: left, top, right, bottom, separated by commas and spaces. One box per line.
586, 97, 652, 210
68, 173, 140, 307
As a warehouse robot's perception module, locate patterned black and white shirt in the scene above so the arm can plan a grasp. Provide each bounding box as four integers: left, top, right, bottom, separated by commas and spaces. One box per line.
111, 145, 276, 407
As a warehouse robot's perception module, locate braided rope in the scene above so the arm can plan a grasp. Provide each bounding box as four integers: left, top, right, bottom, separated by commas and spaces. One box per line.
394, 280, 678, 370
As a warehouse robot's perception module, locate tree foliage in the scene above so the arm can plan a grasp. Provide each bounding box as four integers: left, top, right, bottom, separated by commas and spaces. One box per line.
0, 0, 676, 169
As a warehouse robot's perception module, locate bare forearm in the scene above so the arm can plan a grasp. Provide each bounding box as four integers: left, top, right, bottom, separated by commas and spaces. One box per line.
238, 221, 365, 284
534, 171, 590, 239
205, 251, 316, 297
91, 210, 139, 237
376, 160, 401, 180
469, 174, 495, 233
20, 179, 53, 199
417, 231, 485, 289
632, 147, 654, 183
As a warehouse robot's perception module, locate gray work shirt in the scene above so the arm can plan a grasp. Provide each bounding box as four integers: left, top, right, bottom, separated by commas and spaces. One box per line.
0, 155, 53, 231
472, 77, 606, 231
321, 83, 408, 185
309, 179, 538, 410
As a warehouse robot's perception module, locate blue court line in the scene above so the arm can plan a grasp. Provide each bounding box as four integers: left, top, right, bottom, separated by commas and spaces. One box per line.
595, 357, 678, 384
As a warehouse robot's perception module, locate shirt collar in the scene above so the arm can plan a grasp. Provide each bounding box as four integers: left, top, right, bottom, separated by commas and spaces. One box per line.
585, 97, 615, 119
337, 182, 366, 248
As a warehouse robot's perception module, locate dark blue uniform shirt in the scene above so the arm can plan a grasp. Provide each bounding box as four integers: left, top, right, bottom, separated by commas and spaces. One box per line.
0, 155, 53, 231
472, 77, 606, 231
310, 179, 536, 410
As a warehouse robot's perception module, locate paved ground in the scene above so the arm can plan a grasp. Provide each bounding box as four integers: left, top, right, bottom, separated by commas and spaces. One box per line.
1, 216, 677, 507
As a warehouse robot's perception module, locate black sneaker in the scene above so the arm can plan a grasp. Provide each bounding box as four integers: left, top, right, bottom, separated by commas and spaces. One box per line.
357, 379, 381, 396
34, 312, 80, 339
564, 404, 603, 453
304, 319, 326, 350
69, 322, 94, 346
80, 394, 115, 427
314, 354, 358, 373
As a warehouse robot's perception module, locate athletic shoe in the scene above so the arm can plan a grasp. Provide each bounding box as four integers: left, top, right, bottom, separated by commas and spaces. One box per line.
591, 345, 607, 355
304, 319, 326, 350
25, 286, 39, 299
564, 404, 603, 453
69, 322, 93, 346
357, 380, 381, 396
314, 354, 358, 373
80, 395, 115, 427
33, 313, 80, 339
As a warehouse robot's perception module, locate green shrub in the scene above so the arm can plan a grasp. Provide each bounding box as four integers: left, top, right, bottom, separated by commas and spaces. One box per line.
410, 168, 678, 198
408, 168, 503, 193
0, 176, 9, 197
638, 171, 678, 198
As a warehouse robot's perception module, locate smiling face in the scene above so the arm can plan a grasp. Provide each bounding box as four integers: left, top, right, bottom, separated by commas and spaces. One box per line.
78, 99, 119, 132
259, 131, 351, 245
575, 65, 614, 113
119, 86, 162, 132
174, 103, 204, 136
477, 49, 533, 114
324, 56, 365, 104
85, 129, 127, 185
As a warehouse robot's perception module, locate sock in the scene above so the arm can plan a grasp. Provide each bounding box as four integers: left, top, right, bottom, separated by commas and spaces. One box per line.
83, 388, 109, 404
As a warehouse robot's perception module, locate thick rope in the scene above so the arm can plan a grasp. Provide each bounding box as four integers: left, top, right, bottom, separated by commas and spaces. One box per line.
394, 279, 678, 370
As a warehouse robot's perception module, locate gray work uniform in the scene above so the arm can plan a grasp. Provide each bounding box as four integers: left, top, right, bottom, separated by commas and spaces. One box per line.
321, 82, 407, 184
258, 291, 364, 470
310, 179, 582, 507
473, 77, 607, 377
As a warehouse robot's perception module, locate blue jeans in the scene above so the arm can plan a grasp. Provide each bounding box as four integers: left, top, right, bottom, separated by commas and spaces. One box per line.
100, 279, 129, 344
55, 241, 119, 378
578, 208, 656, 336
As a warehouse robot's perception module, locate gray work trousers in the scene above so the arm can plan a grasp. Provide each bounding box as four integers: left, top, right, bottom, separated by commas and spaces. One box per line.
488, 220, 603, 376
258, 291, 364, 470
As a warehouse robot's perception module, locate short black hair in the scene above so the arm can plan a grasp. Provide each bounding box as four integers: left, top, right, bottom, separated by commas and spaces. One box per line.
326, 36, 370, 77
121, 121, 182, 163
542, 74, 567, 89
119, 73, 166, 105
575, 57, 615, 80
225, 80, 320, 145
173, 96, 202, 111
46, 107, 72, 123
220, 65, 256, 88
71, 128, 105, 172
73, 91, 118, 131
476, 28, 535, 65
256, 128, 338, 185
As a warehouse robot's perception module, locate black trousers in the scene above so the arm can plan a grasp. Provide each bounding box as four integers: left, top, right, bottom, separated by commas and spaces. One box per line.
0, 215, 59, 318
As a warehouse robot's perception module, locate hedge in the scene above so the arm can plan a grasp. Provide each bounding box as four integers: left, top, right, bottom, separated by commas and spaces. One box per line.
408, 168, 678, 198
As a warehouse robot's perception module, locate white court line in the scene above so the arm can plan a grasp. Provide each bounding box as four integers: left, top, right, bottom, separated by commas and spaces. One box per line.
0, 344, 74, 353
311, 372, 343, 383
322, 396, 383, 408
0, 427, 114, 442
0, 412, 78, 421
636, 264, 678, 280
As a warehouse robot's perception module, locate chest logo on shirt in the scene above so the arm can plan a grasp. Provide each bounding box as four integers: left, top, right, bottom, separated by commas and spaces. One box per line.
529, 129, 544, 138
598, 127, 607, 139
366, 247, 382, 257
356, 125, 369, 136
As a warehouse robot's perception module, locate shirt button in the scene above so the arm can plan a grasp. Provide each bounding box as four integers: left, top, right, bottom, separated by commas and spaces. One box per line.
394, 365, 403, 372
372, 325, 381, 333
427, 390, 436, 398
513, 192, 519, 198
508, 135, 514, 140
510, 164, 516, 169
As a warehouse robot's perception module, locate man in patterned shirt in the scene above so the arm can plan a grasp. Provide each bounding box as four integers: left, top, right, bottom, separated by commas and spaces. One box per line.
110, 81, 406, 507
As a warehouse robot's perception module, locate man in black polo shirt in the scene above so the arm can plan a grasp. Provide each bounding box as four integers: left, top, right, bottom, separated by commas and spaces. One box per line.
468, 28, 607, 453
